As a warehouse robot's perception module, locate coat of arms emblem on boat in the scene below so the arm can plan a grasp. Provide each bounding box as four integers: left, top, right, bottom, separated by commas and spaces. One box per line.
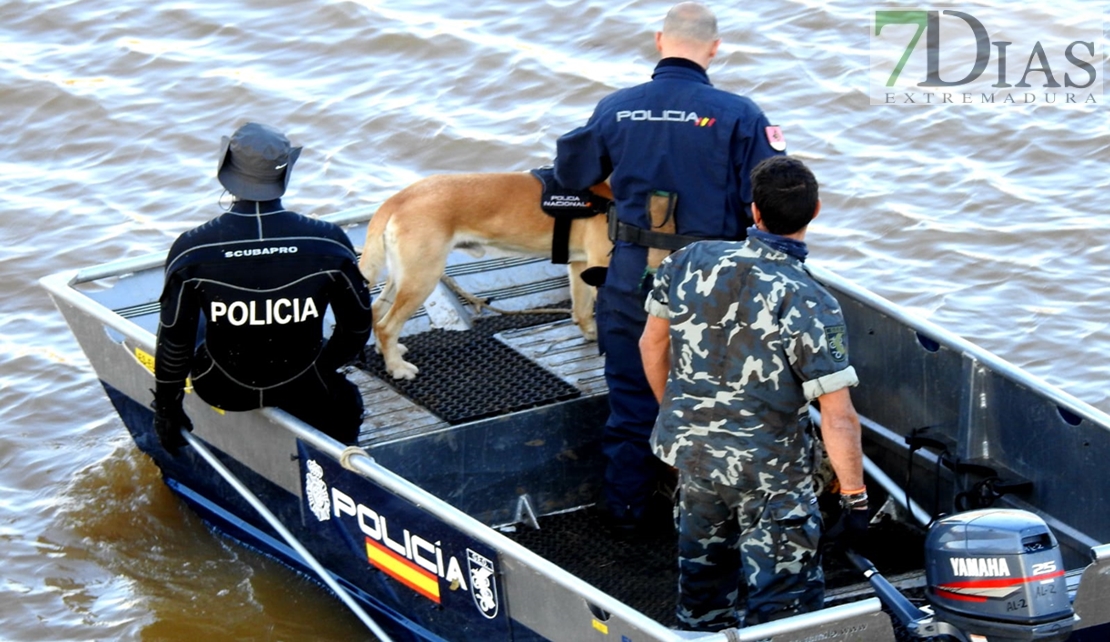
467, 548, 499, 618
305, 460, 332, 522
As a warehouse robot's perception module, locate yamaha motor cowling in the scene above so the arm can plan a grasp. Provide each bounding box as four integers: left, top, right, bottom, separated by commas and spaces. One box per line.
849, 508, 1075, 642
925, 509, 1073, 641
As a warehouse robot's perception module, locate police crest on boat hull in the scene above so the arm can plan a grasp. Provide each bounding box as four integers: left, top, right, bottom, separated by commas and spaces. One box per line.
468, 548, 499, 619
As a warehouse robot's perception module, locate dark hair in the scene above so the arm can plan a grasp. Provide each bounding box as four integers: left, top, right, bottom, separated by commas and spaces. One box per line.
750, 156, 819, 235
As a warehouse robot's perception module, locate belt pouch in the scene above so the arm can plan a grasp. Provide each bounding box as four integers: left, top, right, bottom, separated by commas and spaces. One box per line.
646, 190, 677, 269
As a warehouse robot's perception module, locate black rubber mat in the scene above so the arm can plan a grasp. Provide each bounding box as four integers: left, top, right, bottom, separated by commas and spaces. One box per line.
359, 310, 582, 424
505, 507, 680, 625
504, 506, 928, 628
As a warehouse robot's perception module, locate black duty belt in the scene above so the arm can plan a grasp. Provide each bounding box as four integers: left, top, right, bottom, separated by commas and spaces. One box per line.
613, 220, 714, 251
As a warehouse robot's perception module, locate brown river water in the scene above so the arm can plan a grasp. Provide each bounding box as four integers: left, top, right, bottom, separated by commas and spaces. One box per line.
1, 1, 1107, 640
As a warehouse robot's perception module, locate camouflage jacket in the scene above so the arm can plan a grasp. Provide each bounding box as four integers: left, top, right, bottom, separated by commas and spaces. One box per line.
645, 237, 858, 491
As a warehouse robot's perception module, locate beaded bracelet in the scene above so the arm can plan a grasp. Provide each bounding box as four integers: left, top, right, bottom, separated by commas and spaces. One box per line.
840, 489, 869, 511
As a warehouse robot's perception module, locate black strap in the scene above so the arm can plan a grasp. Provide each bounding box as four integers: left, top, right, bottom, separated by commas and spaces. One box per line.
531, 166, 610, 265
552, 217, 572, 264
614, 221, 710, 251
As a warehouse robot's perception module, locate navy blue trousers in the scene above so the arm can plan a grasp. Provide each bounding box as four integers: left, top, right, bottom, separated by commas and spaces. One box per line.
595, 246, 667, 524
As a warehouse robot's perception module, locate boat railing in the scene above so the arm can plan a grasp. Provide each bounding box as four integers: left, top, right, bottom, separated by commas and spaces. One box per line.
809, 263, 1110, 429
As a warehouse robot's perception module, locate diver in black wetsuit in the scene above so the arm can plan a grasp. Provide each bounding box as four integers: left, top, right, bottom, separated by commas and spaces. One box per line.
152, 122, 373, 452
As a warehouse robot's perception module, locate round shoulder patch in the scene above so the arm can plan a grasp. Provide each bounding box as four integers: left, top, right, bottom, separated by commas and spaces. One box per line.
765, 125, 786, 152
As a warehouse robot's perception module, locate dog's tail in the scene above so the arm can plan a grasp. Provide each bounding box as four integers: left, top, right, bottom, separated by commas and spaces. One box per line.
358, 201, 392, 287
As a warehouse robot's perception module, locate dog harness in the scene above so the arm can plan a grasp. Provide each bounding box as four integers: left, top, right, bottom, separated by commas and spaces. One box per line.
530, 166, 611, 264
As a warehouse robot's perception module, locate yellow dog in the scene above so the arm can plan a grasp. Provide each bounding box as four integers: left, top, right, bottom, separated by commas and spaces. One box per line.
359, 172, 612, 380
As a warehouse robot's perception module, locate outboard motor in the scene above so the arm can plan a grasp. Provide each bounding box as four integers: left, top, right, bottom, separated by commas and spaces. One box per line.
847, 508, 1075, 642
925, 509, 1074, 642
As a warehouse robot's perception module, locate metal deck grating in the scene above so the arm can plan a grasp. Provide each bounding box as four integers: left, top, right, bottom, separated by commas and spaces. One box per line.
495, 320, 607, 397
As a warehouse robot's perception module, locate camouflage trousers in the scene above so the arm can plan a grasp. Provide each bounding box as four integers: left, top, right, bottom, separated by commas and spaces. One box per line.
675, 472, 824, 631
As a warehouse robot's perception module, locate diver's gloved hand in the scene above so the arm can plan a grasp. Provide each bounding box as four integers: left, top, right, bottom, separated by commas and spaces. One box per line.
151, 387, 193, 455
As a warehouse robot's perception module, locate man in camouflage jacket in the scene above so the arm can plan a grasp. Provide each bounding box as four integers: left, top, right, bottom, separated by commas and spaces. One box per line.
640, 156, 867, 630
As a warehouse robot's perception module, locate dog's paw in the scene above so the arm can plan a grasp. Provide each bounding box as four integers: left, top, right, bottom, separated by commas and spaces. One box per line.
576, 319, 598, 342
387, 359, 419, 380
397, 342, 408, 356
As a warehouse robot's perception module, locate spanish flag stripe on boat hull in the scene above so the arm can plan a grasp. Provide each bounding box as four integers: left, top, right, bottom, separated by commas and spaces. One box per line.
366, 537, 441, 603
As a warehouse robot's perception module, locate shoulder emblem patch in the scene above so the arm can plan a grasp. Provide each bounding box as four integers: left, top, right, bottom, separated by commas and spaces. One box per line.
765, 125, 786, 151
825, 324, 847, 362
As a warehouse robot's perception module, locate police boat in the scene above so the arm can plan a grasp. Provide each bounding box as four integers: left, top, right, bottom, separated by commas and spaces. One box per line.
42, 204, 1110, 642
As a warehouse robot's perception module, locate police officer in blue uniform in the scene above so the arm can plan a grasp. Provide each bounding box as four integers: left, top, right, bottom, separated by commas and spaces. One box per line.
152, 122, 374, 452
553, 2, 786, 530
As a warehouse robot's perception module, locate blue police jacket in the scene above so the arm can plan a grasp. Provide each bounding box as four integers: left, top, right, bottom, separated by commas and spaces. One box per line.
554, 58, 784, 291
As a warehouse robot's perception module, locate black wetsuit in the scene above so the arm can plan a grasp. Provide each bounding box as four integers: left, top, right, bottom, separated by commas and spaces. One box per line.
155, 199, 373, 443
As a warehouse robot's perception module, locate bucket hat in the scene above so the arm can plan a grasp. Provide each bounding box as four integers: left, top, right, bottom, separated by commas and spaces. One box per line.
217, 122, 302, 200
